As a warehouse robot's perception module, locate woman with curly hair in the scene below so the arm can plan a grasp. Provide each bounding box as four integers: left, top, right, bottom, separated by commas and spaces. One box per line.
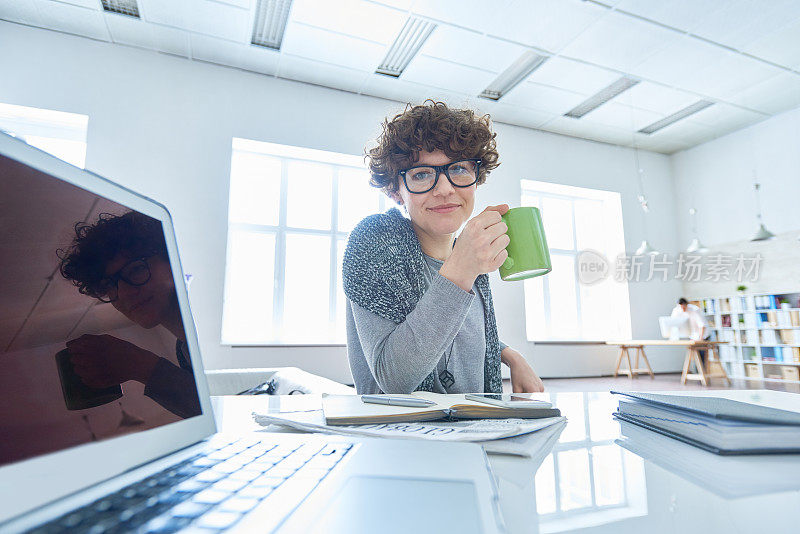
343, 100, 544, 394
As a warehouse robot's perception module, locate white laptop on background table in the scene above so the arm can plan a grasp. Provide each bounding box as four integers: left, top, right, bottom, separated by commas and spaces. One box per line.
0, 133, 504, 534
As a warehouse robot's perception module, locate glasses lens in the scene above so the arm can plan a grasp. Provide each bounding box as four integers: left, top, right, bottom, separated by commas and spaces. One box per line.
405, 167, 436, 192
122, 260, 151, 285
447, 160, 478, 186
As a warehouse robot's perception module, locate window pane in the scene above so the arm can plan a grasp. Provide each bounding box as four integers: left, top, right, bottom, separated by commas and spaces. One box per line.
588, 391, 619, 441
574, 198, 605, 252
221, 231, 275, 343
556, 392, 586, 442
335, 238, 347, 343
286, 161, 333, 230
283, 233, 331, 342
24, 135, 86, 168
579, 280, 610, 340
524, 276, 546, 341
541, 197, 574, 250
557, 449, 592, 511
592, 445, 625, 506
534, 454, 557, 515
521, 194, 540, 209
229, 152, 281, 226
338, 167, 380, 232
548, 254, 579, 339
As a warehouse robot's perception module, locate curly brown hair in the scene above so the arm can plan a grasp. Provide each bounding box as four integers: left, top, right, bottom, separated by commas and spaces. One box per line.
366, 100, 500, 194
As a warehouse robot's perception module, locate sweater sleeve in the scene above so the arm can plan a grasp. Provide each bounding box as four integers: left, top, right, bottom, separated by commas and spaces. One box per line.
144, 358, 202, 419
349, 272, 475, 393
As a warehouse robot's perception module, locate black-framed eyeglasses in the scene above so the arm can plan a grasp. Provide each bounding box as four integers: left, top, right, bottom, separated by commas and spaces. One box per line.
398, 159, 481, 194
93, 258, 152, 303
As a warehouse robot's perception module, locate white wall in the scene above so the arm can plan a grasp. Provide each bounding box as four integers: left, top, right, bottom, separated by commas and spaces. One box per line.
672, 106, 800, 249
0, 22, 688, 381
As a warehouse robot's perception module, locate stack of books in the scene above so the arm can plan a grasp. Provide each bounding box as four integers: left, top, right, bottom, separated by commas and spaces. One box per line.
612, 390, 800, 455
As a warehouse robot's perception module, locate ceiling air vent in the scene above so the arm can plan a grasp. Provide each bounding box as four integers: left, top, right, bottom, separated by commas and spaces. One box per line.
479, 51, 547, 101
638, 100, 715, 134
101, 0, 139, 18
376, 17, 437, 77
564, 76, 640, 118
251, 0, 293, 50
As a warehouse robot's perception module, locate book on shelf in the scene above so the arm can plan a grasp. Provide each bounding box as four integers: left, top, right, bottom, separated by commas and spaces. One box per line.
612, 390, 800, 455
321, 392, 562, 426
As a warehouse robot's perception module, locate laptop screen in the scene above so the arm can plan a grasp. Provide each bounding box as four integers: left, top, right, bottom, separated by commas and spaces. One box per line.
0, 153, 202, 469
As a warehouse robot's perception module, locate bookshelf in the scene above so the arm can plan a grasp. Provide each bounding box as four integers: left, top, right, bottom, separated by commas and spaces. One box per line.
691, 292, 800, 384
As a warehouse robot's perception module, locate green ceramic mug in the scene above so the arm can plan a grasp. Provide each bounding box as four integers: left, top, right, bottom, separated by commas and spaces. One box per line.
499, 207, 552, 281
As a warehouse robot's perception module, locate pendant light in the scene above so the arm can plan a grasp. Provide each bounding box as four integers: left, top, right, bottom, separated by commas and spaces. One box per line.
750, 181, 775, 241
685, 207, 709, 253
633, 147, 659, 255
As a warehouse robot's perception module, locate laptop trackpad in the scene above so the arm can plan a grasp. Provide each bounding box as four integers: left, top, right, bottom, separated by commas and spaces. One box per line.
309, 476, 483, 533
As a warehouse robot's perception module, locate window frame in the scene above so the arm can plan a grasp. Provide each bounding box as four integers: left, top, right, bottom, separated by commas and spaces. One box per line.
222, 139, 389, 346
521, 180, 631, 343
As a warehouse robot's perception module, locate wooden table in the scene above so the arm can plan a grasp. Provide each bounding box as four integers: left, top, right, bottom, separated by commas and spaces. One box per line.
606, 340, 731, 386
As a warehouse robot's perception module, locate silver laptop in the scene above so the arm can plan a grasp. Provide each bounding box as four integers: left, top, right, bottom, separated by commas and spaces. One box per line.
0, 133, 504, 534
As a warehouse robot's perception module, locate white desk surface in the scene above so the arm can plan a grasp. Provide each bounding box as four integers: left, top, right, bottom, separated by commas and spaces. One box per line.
211, 391, 800, 534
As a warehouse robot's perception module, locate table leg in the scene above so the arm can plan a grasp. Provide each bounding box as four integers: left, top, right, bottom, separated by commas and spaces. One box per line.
693, 348, 708, 386
639, 347, 655, 378
681, 348, 691, 384
614, 347, 624, 377
625, 348, 634, 379
633, 348, 640, 377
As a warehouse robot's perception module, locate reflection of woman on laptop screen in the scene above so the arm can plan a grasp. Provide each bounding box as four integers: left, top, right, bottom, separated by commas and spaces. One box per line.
58, 211, 201, 418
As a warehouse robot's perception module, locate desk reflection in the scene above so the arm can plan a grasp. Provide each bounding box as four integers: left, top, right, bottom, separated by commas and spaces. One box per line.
523, 392, 800, 534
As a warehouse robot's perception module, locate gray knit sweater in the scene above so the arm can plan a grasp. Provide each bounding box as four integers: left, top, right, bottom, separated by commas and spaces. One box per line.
342, 208, 502, 393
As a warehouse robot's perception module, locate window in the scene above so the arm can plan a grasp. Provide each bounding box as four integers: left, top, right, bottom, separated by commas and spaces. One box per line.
522, 180, 631, 341
222, 138, 393, 345
0, 102, 88, 168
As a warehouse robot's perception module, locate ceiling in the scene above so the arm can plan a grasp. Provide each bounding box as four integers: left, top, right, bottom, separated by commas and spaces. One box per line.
3, 0, 800, 154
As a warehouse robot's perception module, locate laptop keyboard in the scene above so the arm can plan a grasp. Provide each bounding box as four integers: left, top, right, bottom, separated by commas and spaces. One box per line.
27, 437, 353, 534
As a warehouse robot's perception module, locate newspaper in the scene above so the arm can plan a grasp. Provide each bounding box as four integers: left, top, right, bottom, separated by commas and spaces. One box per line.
252, 409, 567, 457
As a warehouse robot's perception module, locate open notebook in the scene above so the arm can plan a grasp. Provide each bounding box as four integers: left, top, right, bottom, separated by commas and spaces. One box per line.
323, 392, 561, 426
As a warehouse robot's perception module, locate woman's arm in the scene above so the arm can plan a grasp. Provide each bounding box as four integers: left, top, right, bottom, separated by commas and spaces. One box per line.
350, 273, 475, 393
501, 346, 545, 393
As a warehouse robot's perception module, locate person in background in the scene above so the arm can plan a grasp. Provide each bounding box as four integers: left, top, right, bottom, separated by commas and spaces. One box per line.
672, 297, 712, 364
343, 100, 544, 395
58, 211, 201, 418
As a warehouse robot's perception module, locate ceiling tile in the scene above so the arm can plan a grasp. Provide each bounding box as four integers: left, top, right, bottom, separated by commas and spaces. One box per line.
526, 57, 619, 97
621, 81, 701, 115
140, 0, 249, 42
630, 35, 731, 88
679, 51, 784, 100
580, 102, 662, 132
559, 11, 680, 72
642, 119, 718, 147
742, 16, 800, 70
402, 55, 496, 96
371, 0, 414, 9
34, 0, 109, 40
419, 25, 527, 74
278, 55, 370, 94
239, 44, 280, 77
52, 0, 101, 9
614, 0, 727, 32
105, 15, 190, 57
486, 0, 606, 53
410, 0, 514, 34
486, 102, 556, 130
500, 82, 586, 115
728, 72, 800, 115
190, 33, 246, 67
686, 103, 766, 132
689, 0, 800, 52
540, 116, 635, 146
0, 0, 44, 26
290, 0, 407, 45
360, 73, 436, 105
282, 22, 386, 72
633, 136, 691, 155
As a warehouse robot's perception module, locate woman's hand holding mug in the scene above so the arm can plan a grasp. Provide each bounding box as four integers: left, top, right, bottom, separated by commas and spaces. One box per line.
440, 204, 511, 292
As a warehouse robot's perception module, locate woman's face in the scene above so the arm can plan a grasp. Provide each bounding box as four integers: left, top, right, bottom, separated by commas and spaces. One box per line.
104, 254, 177, 329
391, 149, 476, 239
